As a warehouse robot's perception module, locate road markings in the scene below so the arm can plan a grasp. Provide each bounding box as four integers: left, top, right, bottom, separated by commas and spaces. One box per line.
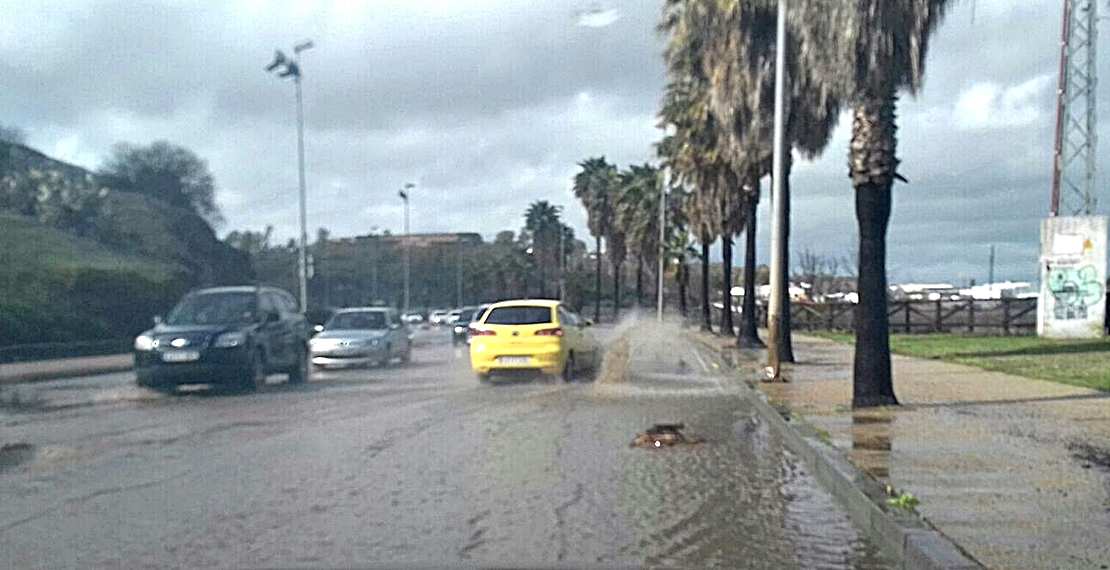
689, 348, 710, 373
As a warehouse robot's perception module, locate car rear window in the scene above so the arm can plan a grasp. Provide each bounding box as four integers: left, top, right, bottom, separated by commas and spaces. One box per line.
484, 306, 553, 325
327, 311, 387, 330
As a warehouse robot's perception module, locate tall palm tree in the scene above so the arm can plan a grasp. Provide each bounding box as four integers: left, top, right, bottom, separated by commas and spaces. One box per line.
573, 157, 618, 320
799, 0, 950, 407
699, 0, 842, 361
715, 167, 745, 337
616, 164, 662, 308
738, 166, 766, 347
524, 200, 562, 298
660, 181, 697, 319
727, 0, 949, 403
689, 193, 717, 332
607, 225, 627, 319
660, 0, 751, 337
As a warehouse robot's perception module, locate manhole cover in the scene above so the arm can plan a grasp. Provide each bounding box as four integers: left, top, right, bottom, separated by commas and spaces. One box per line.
631, 423, 704, 448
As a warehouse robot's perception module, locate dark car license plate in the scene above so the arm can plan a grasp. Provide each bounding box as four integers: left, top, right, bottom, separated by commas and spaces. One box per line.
162, 350, 200, 363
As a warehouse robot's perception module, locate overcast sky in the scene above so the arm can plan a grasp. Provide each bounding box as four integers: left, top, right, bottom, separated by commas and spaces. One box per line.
2, 0, 1105, 285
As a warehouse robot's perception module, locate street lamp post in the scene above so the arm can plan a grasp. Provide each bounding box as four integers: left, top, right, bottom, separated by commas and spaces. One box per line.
657, 167, 668, 323
266, 40, 314, 313
559, 225, 566, 301
767, 0, 788, 379
399, 183, 414, 315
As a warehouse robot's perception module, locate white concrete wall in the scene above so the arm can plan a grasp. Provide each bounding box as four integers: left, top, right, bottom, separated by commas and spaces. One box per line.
1037, 215, 1108, 338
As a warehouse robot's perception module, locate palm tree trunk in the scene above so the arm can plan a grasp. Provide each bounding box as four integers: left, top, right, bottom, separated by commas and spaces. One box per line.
539, 262, 546, 299
700, 240, 711, 331
851, 93, 899, 409
768, 152, 796, 363
739, 191, 764, 347
720, 237, 734, 336
594, 235, 602, 322
613, 262, 622, 320
636, 255, 644, 307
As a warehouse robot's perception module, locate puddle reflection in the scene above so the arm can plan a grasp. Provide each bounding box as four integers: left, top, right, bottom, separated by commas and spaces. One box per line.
850, 412, 893, 479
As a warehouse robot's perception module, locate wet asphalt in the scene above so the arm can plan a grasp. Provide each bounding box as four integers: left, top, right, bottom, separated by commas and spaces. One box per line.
1, 324, 892, 569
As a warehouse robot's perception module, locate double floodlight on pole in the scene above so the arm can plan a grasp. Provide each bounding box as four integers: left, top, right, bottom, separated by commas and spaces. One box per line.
266, 39, 315, 314
399, 183, 414, 315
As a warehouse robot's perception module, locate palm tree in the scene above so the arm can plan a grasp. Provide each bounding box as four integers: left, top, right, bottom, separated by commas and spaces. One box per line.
726, 0, 949, 404
738, 166, 766, 347
616, 164, 662, 308
804, 0, 950, 407
689, 193, 718, 332
659, 0, 750, 336
660, 182, 697, 319
573, 157, 619, 321
698, 0, 843, 360
715, 168, 746, 337
524, 200, 562, 298
607, 225, 627, 319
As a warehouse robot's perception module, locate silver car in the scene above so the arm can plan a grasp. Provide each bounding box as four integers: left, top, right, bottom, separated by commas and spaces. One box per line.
309, 308, 412, 369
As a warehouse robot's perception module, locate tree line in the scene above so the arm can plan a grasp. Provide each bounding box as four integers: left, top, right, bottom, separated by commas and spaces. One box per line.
225, 200, 599, 320
572, 0, 951, 409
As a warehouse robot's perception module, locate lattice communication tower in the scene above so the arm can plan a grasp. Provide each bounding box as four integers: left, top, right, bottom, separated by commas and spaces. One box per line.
1051, 0, 1100, 216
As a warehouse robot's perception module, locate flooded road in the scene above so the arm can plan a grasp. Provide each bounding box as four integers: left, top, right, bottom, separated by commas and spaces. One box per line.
1, 322, 892, 568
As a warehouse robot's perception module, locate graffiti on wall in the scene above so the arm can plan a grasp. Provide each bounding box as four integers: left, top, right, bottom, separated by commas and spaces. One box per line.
1046, 264, 1104, 321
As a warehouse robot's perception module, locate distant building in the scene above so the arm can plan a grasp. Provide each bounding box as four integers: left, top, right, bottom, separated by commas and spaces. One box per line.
345, 232, 481, 248
730, 283, 809, 301
958, 281, 1038, 300
323, 232, 482, 258
888, 283, 960, 301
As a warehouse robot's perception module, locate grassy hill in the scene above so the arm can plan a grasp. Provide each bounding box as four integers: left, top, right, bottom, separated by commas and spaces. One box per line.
0, 141, 254, 347
0, 212, 190, 344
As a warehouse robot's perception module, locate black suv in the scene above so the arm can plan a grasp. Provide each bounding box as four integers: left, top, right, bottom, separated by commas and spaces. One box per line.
134, 286, 310, 392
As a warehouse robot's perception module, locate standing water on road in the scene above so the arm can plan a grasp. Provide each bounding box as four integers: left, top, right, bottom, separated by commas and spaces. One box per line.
1, 323, 892, 568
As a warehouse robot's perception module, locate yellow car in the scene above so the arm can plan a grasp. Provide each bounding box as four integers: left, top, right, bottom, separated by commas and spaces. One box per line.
468, 299, 601, 382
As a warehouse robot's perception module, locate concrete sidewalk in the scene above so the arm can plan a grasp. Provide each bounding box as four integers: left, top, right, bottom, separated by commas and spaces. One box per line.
716, 334, 1110, 570
0, 354, 132, 385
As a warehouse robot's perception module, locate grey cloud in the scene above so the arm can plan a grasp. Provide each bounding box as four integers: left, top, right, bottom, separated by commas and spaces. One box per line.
0, 0, 1100, 286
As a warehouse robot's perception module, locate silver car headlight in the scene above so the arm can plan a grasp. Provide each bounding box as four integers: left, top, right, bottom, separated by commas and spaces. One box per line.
134, 334, 155, 351
213, 331, 246, 348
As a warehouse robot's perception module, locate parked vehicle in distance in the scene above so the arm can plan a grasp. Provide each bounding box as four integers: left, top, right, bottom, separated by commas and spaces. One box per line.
309, 307, 412, 368
133, 286, 309, 393
451, 306, 477, 345
429, 310, 449, 325
445, 309, 463, 325
402, 312, 425, 325
468, 299, 600, 382
463, 303, 492, 346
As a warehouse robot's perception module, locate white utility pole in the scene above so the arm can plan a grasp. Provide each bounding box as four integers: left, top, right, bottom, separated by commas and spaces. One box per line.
766, 0, 788, 378
657, 167, 668, 322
